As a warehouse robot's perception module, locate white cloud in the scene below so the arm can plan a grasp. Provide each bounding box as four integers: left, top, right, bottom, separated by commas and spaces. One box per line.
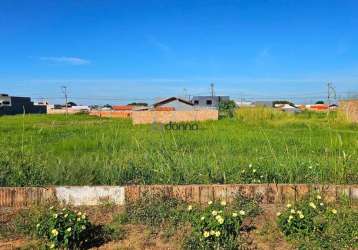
40, 56, 90, 65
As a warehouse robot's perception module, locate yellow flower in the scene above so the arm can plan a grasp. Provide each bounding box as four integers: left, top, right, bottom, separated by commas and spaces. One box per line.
36, 223, 40, 228
239, 210, 246, 216
220, 201, 227, 206
208, 201, 213, 205
81, 214, 86, 219
51, 229, 59, 236
276, 212, 281, 217
49, 206, 54, 210
249, 164, 252, 168
309, 202, 317, 209
253, 169, 257, 173
200, 216, 205, 221
187, 205, 193, 211
50, 243, 55, 249
53, 214, 58, 219
331, 209, 337, 214
288, 215, 294, 219
66, 227, 71, 232
203, 231, 210, 238
81, 225, 86, 230
64, 214, 68, 218
286, 203, 292, 208
290, 209, 296, 214
77, 218, 81, 221
218, 218, 224, 224
210, 230, 215, 235
232, 212, 238, 217
215, 231, 221, 237
299, 214, 304, 219
212, 210, 218, 216
320, 202, 324, 206
316, 195, 322, 200
77, 212, 82, 216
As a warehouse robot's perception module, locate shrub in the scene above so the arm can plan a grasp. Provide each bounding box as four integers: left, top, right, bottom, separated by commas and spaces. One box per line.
36, 206, 110, 249
219, 100, 237, 119
277, 193, 358, 249
184, 201, 247, 250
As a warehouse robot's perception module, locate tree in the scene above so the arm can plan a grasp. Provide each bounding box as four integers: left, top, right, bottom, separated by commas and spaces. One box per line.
128, 102, 148, 106
67, 102, 77, 107
315, 100, 325, 104
219, 100, 236, 118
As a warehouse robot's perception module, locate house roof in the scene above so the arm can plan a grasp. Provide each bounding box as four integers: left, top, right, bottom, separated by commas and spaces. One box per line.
153, 97, 193, 107
112, 105, 134, 111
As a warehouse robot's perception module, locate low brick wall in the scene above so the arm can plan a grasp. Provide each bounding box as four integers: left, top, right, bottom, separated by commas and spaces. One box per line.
0, 184, 357, 208
132, 110, 219, 125
0, 187, 56, 207
125, 184, 358, 204
89, 110, 132, 118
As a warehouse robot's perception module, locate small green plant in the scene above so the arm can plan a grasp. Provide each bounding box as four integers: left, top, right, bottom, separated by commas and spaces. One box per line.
35, 206, 106, 249
239, 164, 266, 183
184, 200, 246, 250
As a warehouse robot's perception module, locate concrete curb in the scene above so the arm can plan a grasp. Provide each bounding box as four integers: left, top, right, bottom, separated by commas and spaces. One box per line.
0, 184, 357, 207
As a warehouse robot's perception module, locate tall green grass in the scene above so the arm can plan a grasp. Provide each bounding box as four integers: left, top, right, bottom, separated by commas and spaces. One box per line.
0, 110, 357, 186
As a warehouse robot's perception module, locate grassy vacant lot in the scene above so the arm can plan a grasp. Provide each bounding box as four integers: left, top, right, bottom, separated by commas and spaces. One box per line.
0, 108, 357, 186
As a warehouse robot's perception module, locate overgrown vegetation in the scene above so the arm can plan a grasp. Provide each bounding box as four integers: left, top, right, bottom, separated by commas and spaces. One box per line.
0, 110, 357, 186
1, 204, 120, 249
117, 192, 262, 249
277, 193, 358, 249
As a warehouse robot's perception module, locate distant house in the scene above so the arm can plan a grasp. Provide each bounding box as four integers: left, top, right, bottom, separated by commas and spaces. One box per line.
0, 94, 46, 115
153, 97, 195, 111
192, 96, 230, 108
306, 104, 329, 111
280, 104, 301, 113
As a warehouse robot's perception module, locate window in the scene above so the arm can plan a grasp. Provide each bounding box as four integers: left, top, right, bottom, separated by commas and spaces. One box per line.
194, 100, 199, 105
206, 100, 212, 105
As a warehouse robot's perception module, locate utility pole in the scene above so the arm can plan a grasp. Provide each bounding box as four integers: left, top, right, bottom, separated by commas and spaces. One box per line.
61, 86, 68, 116
210, 83, 215, 97
327, 82, 336, 115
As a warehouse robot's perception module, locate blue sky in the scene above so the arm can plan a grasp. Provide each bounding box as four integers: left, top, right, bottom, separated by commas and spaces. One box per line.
1, 0, 358, 104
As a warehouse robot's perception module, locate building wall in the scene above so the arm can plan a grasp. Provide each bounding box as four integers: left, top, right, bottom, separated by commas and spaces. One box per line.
0, 96, 46, 115
340, 100, 358, 122
192, 96, 229, 108
132, 110, 219, 124
89, 110, 132, 118
47, 107, 88, 115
